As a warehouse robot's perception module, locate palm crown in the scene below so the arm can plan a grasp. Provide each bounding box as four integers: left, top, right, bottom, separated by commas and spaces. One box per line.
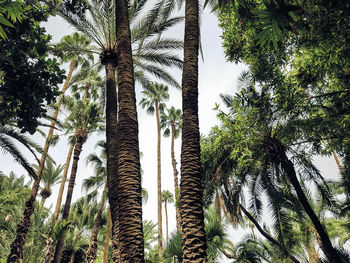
160, 106, 182, 138
140, 82, 170, 114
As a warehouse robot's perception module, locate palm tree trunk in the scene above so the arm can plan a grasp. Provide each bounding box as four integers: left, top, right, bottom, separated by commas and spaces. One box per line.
171, 122, 181, 232
86, 184, 107, 263
280, 152, 341, 262
332, 151, 343, 174
155, 100, 163, 257
103, 208, 112, 263
69, 250, 76, 263
53, 137, 85, 263
114, 0, 144, 260
7, 60, 76, 263
180, 0, 207, 260
39, 196, 47, 209
239, 204, 300, 263
165, 200, 169, 244
102, 54, 120, 262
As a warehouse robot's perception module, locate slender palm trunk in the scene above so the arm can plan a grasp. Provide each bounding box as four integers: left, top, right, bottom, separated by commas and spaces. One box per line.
115, 0, 144, 259
69, 251, 76, 263
239, 204, 300, 263
332, 151, 343, 174
53, 136, 86, 263
180, 0, 207, 260
155, 100, 163, 257
7, 60, 76, 263
86, 184, 107, 263
164, 200, 169, 244
39, 196, 48, 209
171, 122, 181, 232
103, 209, 112, 263
279, 150, 342, 262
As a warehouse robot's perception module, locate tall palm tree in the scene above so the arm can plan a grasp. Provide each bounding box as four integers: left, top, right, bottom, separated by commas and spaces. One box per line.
180, 0, 207, 260
53, 98, 104, 263
161, 106, 182, 232
34, 160, 64, 208
140, 82, 170, 257
6, 33, 92, 263
162, 190, 174, 245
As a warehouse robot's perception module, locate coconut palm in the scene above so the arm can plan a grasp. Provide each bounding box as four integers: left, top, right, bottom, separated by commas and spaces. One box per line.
161, 106, 182, 232
180, 0, 207, 259
162, 190, 174, 245
6, 33, 93, 263
33, 160, 64, 208
52, 98, 104, 263
140, 82, 170, 257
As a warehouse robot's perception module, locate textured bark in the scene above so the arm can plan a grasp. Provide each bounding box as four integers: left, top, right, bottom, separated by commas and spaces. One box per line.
102, 55, 119, 262
85, 184, 107, 263
53, 136, 85, 263
164, 200, 169, 244
115, 0, 144, 260
103, 209, 112, 263
155, 100, 163, 257
7, 60, 76, 263
180, 0, 207, 260
171, 122, 181, 232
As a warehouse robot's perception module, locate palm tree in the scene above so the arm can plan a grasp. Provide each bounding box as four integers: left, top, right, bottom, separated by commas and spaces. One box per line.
180, 0, 207, 259
162, 190, 174, 245
6, 33, 92, 263
34, 160, 64, 208
161, 106, 182, 232
83, 141, 108, 263
53, 98, 104, 263
140, 82, 170, 257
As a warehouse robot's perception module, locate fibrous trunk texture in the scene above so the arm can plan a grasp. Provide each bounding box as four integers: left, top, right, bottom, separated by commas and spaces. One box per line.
115, 0, 144, 259
85, 184, 107, 263
52, 137, 85, 263
171, 122, 181, 232
103, 209, 112, 263
180, 0, 207, 260
155, 100, 163, 257
7, 60, 76, 263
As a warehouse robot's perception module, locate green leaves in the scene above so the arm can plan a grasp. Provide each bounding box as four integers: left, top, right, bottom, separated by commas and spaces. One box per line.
52, 219, 72, 241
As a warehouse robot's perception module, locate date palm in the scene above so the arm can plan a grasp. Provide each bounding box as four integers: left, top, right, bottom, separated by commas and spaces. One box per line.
140, 82, 170, 258
6, 32, 93, 263
162, 190, 174, 245
53, 98, 104, 263
161, 106, 182, 232
33, 160, 64, 208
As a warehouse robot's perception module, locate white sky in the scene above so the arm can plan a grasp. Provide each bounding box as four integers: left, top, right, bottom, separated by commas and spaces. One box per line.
1, 3, 341, 262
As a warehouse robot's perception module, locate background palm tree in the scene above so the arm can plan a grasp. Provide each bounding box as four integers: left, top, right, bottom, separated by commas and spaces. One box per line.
161, 106, 182, 232
162, 190, 174, 245
140, 82, 170, 258
53, 98, 104, 263
33, 160, 64, 208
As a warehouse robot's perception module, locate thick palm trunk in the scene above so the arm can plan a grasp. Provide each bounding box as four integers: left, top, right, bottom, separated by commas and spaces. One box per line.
180, 0, 207, 260
171, 122, 181, 232
155, 100, 163, 257
7, 60, 76, 263
115, 0, 144, 260
277, 148, 342, 262
164, 200, 169, 244
103, 209, 112, 263
86, 184, 107, 263
239, 204, 300, 263
53, 137, 85, 263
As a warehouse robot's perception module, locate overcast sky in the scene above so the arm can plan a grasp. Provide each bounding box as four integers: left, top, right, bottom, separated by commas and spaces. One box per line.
1, 3, 341, 261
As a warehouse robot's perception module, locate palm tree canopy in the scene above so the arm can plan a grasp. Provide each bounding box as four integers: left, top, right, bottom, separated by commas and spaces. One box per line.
33, 159, 64, 191
58, 0, 183, 88
162, 190, 174, 204
160, 106, 182, 138
140, 82, 170, 115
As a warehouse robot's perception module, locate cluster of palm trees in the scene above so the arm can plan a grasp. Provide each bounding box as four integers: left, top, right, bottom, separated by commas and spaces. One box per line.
2, 0, 208, 261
